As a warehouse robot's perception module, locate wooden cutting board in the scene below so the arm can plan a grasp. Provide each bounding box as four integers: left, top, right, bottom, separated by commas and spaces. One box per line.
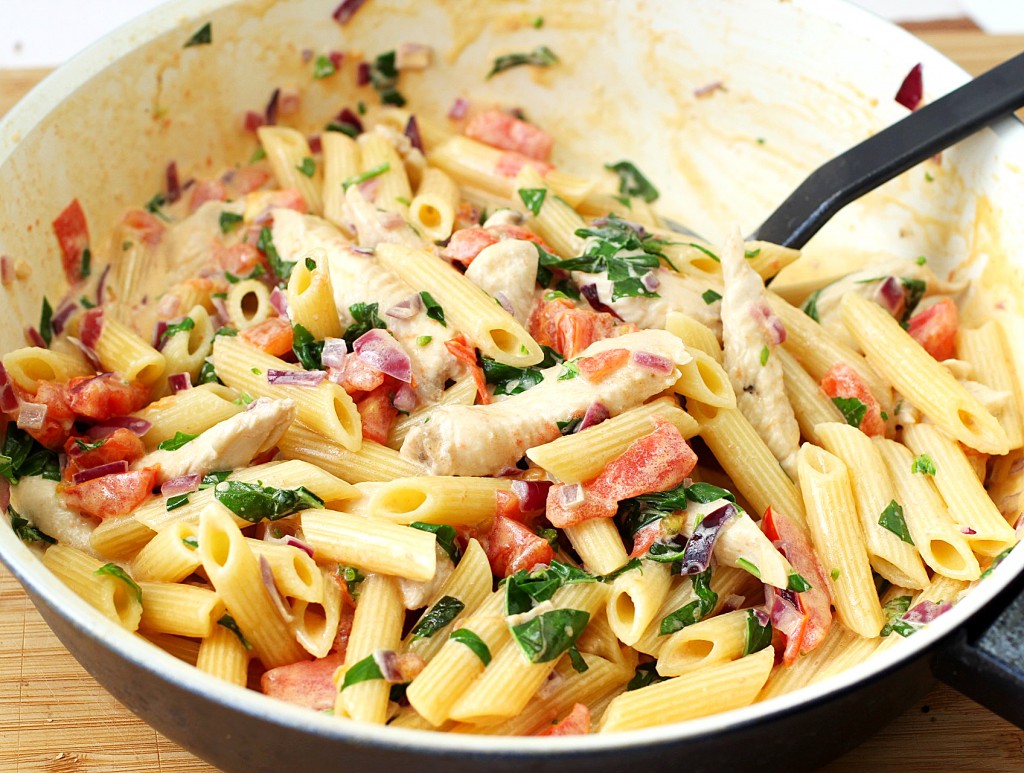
3, 27, 1024, 773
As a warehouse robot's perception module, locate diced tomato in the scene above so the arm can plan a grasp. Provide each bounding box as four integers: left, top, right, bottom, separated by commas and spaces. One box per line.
546, 418, 697, 528
21, 380, 76, 450
52, 199, 90, 283
442, 224, 550, 267
328, 353, 386, 394
62, 468, 157, 519
67, 373, 150, 422
232, 166, 272, 195
465, 110, 554, 162
578, 348, 630, 383
445, 335, 490, 405
120, 209, 166, 248
63, 428, 146, 483
454, 201, 484, 232
484, 515, 555, 578
820, 362, 886, 438
537, 703, 591, 736
356, 385, 398, 445
213, 242, 263, 276
907, 297, 958, 362
528, 297, 636, 360
189, 179, 228, 212
629, 521, 662, 559
762, 507, 832, 658
238, 317, 294, 357
495, 151, 553, 179
260, 652, 345, 711
495, 489, 525, 522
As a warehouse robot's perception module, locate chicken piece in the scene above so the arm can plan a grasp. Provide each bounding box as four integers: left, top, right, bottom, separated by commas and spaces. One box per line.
463, 239, 539, 325
720, 228, 800, 478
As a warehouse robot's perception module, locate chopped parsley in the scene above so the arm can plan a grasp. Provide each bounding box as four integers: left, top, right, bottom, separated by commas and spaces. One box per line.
558, 359, 580, 380
832, 396, 867, 428
759, 346, 770, 366
415, 335, 432, 346
213, 481, 325, 523
157, 431, 199, 452
80, 248, 92, 279
219, 211, 243, 234
257, 226, 295, 286
145, 192, 170, 221
879, 595, 915, 637
224, 264, 267, 283
184, 22, 212, 48
73, 437, 107, 453
165, 493, 190, 511
736, 558, 761, 578
911, 454, 936, 476
368, 51, 406, 107
305, 256, 317, 271
296, 157, 316, 177
878, 499, 914, 545
38, 297, 53, 347
787, 572, 812, 593
604, 161, 659, 203
420, 291, 447, 327
182, 536, 199, 550
313, 54, 337, 79
702, 289, 722, 305
487, 45, 559, 79
518, 187, 547, 216
160, 317, 195, 345
830, 568, 841, 581
342, 161, 391, 190
338, 565, 365, 597
981, 547, 1013, 579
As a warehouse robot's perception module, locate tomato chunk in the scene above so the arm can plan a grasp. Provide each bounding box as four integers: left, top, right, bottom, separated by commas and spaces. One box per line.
52, 199, 90, 283
442, 224, 549, 267
329, 353, 386, 394
190, 179, 228, 211
64, 428, 146, 483
578, 348, 630, 383
356, 385, 398, 445
529, 297, 635, 360
21, 380, 76, 450
238, 317, 294, 357
120, 209, 167, 248
465, 110, 554, 161
907, 297, 958, 362
495, 151, 553, 179
537, 703, 591, 736
546, 418, 697, 528
63, 468, 157, 519
261, 652, 345, 711
484, 515, 554, 578
445, 335, 489, 405
67, 373, 150, 422
820, 362, 885, 438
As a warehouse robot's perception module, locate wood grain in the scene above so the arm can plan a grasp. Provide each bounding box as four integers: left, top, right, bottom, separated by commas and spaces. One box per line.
2, 27, 1024, 773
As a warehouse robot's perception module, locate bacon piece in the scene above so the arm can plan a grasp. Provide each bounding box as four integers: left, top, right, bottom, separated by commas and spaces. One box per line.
356, 384, 398, 444
495, 151, 553, 179
528, 297, 636, 360
820, 362, 886, 438
120, 209, 167, 248
445, 335, 490, 405
52, 199, 90, 283
537, 703, 591, 736
189, 180, 228, 211
21, 381, 76, 449
67, 373, 150, 422
64, 428, 146, 483
907, 298, 958, 362
483, 515, 555, 578
442, 224, 549, 267
578, 348, 630, 383
762, 506, 832, 659
238, 317, 294, 357
546, 418, 697, 528
261, 652, 345, 710
465, 110, 554, 161
62, 468, 157, 519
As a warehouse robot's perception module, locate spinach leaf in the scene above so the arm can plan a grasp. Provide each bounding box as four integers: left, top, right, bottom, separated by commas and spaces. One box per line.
257, 226, 295, 286
219, 211, 243, 233
217, 614, 252, 649
409, 522, 460, 563
95, 563, 142, 604
0, 427, 60, 483
487, 46, 559, 79
449, 628, 491, 665
410, 595, 465, 640
157, 431, 199, 451
626, 661, 667, 691
832, 396, 867, 428
292, 323, 325, 370
604, 161, 659, 203
369, 51, 406, 106
8, 504, 55, 545
801, 288, 823, 322
744, 609, 773, 655
509, 608, 590, 663
911, 454, 936, 475
213, 481, 324, 523
343, 302, 387, 347
659, 568, 716, 635
518, 188, 547, 216
184, 22, 212, 47
419, 292, 447, 327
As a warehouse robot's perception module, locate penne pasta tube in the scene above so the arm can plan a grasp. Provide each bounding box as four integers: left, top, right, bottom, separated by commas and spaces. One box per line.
289, 567, 342, 659
246, 538, 325, 602
777, 347, 845, 446
131, 521, 202, 583
606, 560, 673, 647
225, 278, 273, 331
360, 476, 512, 525
277, 421, 424, 482
673, 346, 735, 407
410, 166, 459, 242
564, 518, 630, 576
160, 304, 215, 383
142, 631, 201, 666
93, 314, 166, 386
656, 609, 751, 676
2, 346, 92, 391
42, 545, 143, 631
196, 617, 251, 686
137, 581, 224, 638
357, 131, 413, 217
286, 249, 343, 340
258, 125, 324, 214
321, 130, 361, 229
664, 312, 722, 362
956, 321, 1024, 449
132, 383, 242, 449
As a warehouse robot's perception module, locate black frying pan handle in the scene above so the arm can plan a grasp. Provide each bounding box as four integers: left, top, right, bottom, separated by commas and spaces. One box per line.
751, 50, 1024, 249
932, 561, 1024, 728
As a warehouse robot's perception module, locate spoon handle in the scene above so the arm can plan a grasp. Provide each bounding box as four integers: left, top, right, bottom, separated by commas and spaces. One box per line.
752, 50, 1024, 249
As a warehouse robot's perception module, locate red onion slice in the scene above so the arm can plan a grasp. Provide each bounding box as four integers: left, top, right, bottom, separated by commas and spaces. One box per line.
631, 351, 674, 374
270, 287, 290, 318
95, 264, 111, 306
267, 369, 327, 387
392, 384, 418, 413
16, 402, 47, 430
332, 0, 367, 24
166, 161, 181, 204
0, 363, 17, 413
264, 88, 281, 127
577, 401, 610, 432
357, 62, 371, 86
404, 115, 424, 153
85, 416, 153, 439
168, 372, 192, 394
448, 97, 469, 120
558, 483, 585, 508
307, 133, 322, 155
260, 555, 294, 623
321, 338, 348, 369
960, 526, 977, 536
694, 80, 724, 98
875, 276, 905, 317
579, 284, 621, 319
895, 63, 923, 111
161, 474, 202, 497
641, 272, 660, 292
51, 301, 79, 337
679, 503, 736, 574
329, 51, 344, 69
25, 328, 47, 349
511, 479, 552, 513
72, 460, 128, 485
494, 292, 514, 316
265, 534, 316, 559
79, 308, 104, 350
372, 649, 403, 683
902, 599, 951, 625
353, 329, 413, 383
335, 107, 363, 134
244, 111, 265, 133
386, 293, 422, 320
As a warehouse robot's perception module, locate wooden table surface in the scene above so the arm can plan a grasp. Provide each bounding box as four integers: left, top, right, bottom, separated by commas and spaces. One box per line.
3, 25, 1024, 773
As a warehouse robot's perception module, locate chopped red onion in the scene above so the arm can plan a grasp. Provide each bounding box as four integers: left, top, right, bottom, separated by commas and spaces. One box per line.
278, 88, 301, 117
321, 338, 348, 369
751, 301, 786, 345
95, 264, 111, 306
447, 97, 469, 120
641, 272, 660, 292
67, 337, 102, 370
25, 327, 47, 349
393, 383, 418, 413
161, 474, 202, 497
243, 110, 266, 133
264, 88, 281, 126
0, 363, 17, 413
308, 133, 322, 155
336, 107, 363, 133
260, 555, 294, 623
680, 503, 737, 574
357, 62, 371, 86
350, 245, 374, 256
372, 649, 403, 683
166, 161, 181, 204
959, 526, 977, 535
902, 599, 951, 625
511, 479, 552, 513
301, 48, 314, 63
694, 80, 724, 98
16, 402, 47, 430
494, 292, 514, 316
332, 0, 367, 24
578, 401, 610, 432
631, 351, 674, 374
895, 63, 923, 111
579, 284, 621, 319
51, 301, 78, 337
558, 483, 585, 508
386, 293, 422, 320
404, 115, 424, 153
358, 176, 382, 201
168, 372, 192, 394
263, 533, 316, 559
267, 369, 327, 387
270, 286, 290, 318
875, 276, 905, 318
85, 416, 153, 439
329, 51, 344, 70
72, 460, 128, 485
353, 329, 413, 383
79, 307, 104, 350
751, 608, 771, 628
0, 255, 13, 284
153, 320, 169, 350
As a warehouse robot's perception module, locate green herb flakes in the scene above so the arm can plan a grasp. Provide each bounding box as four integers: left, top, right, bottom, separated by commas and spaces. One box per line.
410, 596, 465, 640
911, 454, 936, 476
832, 396, 867, 428
878, 499, 914, 545
184, 22, 212, 48
604, 161, 659, 203
420, 291, 447, 327
487, 45, 559, 79
157, 431, 199, 452
518, 187, 547, 216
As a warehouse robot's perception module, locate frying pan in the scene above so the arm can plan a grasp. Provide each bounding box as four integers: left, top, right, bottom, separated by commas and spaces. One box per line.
2, 1, 1023, 770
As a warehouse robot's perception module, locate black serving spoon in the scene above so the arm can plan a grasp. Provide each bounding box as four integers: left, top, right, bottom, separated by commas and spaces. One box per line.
717, 50, 1024, 249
